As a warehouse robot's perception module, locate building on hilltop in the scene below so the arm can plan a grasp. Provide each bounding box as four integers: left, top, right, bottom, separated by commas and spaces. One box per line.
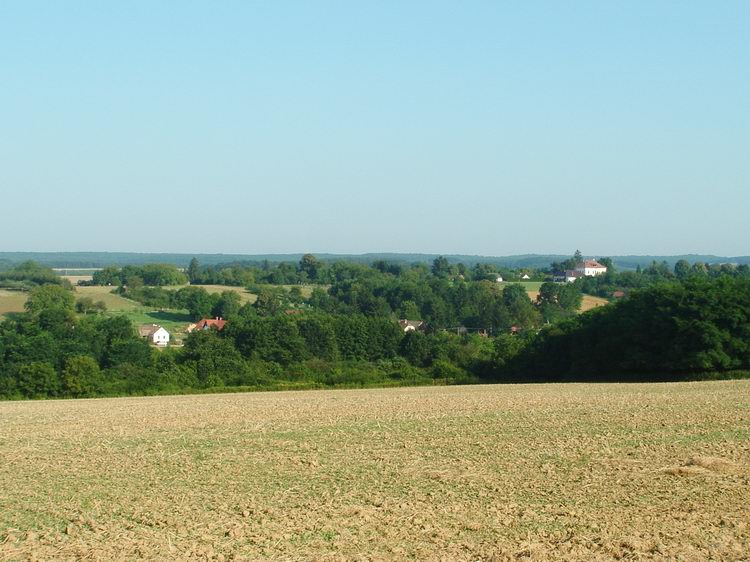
138, 324, 170, 347
559, 259, 608, 282
575, 259, 608, 277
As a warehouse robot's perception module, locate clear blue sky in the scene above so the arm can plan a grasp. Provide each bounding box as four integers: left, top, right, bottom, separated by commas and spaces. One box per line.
1, 1, 748, 256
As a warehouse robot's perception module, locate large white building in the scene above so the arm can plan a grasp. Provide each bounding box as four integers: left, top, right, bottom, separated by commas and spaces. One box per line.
563, 259, 608, 282
576, 259, 608, 277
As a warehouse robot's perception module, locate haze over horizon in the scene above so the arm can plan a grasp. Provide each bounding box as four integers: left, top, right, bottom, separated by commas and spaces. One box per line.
2, 2, 748, 256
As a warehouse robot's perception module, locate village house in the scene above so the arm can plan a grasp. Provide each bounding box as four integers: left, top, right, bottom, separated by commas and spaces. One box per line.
188, 317, 227, 332
138, 324, 170, 347
399, 319, 426, 333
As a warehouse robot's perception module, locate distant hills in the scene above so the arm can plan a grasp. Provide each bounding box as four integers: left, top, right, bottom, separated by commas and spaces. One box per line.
1, 252, 748, 271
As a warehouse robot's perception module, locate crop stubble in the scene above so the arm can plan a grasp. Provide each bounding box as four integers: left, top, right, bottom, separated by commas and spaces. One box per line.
0, 381, 748, 560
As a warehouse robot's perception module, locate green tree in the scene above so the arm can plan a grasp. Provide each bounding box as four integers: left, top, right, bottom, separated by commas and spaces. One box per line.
187, 257, 200, 283
175, 286, 215, 320
25, 284, 75, 316
254, 287, 288, 316
76, 296, 100, 314
399, 331, 432, 366
211, 291, 241, 319
431, 256, 451, 278
14, 361, 60, 398
674, 259, 691, 279
61, 355, 102, 397
299, 254, 321, 282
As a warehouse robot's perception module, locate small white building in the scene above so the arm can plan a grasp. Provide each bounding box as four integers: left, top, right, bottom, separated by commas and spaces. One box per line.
496, 276, 504, 283
521, 273, 531, 280
138, 324, 170, 347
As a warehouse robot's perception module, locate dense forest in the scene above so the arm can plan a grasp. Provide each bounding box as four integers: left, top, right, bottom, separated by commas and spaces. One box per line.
1, 256, 749, 399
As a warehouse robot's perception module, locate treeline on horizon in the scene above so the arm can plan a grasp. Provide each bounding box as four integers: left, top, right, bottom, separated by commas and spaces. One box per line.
1, 256, 750, 400
2, 251, 750, 271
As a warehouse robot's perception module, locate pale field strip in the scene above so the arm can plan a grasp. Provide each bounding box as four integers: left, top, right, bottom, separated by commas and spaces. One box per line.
0, 381, 748, 560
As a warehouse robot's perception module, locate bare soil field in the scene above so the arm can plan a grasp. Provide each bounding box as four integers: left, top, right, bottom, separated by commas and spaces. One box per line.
1, 382, 748, 561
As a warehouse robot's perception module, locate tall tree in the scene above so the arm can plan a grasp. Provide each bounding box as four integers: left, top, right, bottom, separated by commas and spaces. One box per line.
674, 259, 691, 279
187, 257, 200, 283
299, 254, 321, 282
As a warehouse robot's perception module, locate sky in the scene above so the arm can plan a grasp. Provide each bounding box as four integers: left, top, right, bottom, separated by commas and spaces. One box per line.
1, 1, 748, 256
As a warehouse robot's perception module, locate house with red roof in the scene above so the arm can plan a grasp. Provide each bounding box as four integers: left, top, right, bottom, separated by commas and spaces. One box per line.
575, 259, 608, 277
188, 317, 227, 332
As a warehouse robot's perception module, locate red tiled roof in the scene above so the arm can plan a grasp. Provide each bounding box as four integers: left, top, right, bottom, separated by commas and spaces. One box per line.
196, 318, 227, 331
579, 260, 606, 269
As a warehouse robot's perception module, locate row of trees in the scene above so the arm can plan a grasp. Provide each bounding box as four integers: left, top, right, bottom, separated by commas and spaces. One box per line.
92, 264, 187, 287
312, 277, 578, 332
0, 261, 69, 290
185, 255, 539, 287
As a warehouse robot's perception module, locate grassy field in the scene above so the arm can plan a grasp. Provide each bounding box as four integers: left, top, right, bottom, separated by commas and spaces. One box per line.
1, 381, 747, 560
73, 286, 192, 337
0, 290, 27, 316
74, 286, 140, 311
580, 294, 609, 312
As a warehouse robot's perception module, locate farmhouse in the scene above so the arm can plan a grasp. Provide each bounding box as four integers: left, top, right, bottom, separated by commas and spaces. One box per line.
190, 317, 227, 332
399, 319, 426, 333
138, 324, 170, 347
496, 275, 504, 283
562, 259, 608, 282
575, 259, 608, 277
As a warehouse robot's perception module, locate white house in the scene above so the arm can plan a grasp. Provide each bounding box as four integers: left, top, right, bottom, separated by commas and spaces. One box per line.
138, 324, 170, 347
563, 259, 608, 282
575, 259, 608, 277
521, 273, 531, 280
496, 275, 504, 283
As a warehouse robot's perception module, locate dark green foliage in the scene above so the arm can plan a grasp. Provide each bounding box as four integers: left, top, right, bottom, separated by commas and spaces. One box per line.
502, 277, 750, 378
14, 361, 60, 398
75, 297, 107, 314
212, 291, 241, 319
537, 282, 582, 323
173, 286, 217, 320
61, 355, 103, 397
